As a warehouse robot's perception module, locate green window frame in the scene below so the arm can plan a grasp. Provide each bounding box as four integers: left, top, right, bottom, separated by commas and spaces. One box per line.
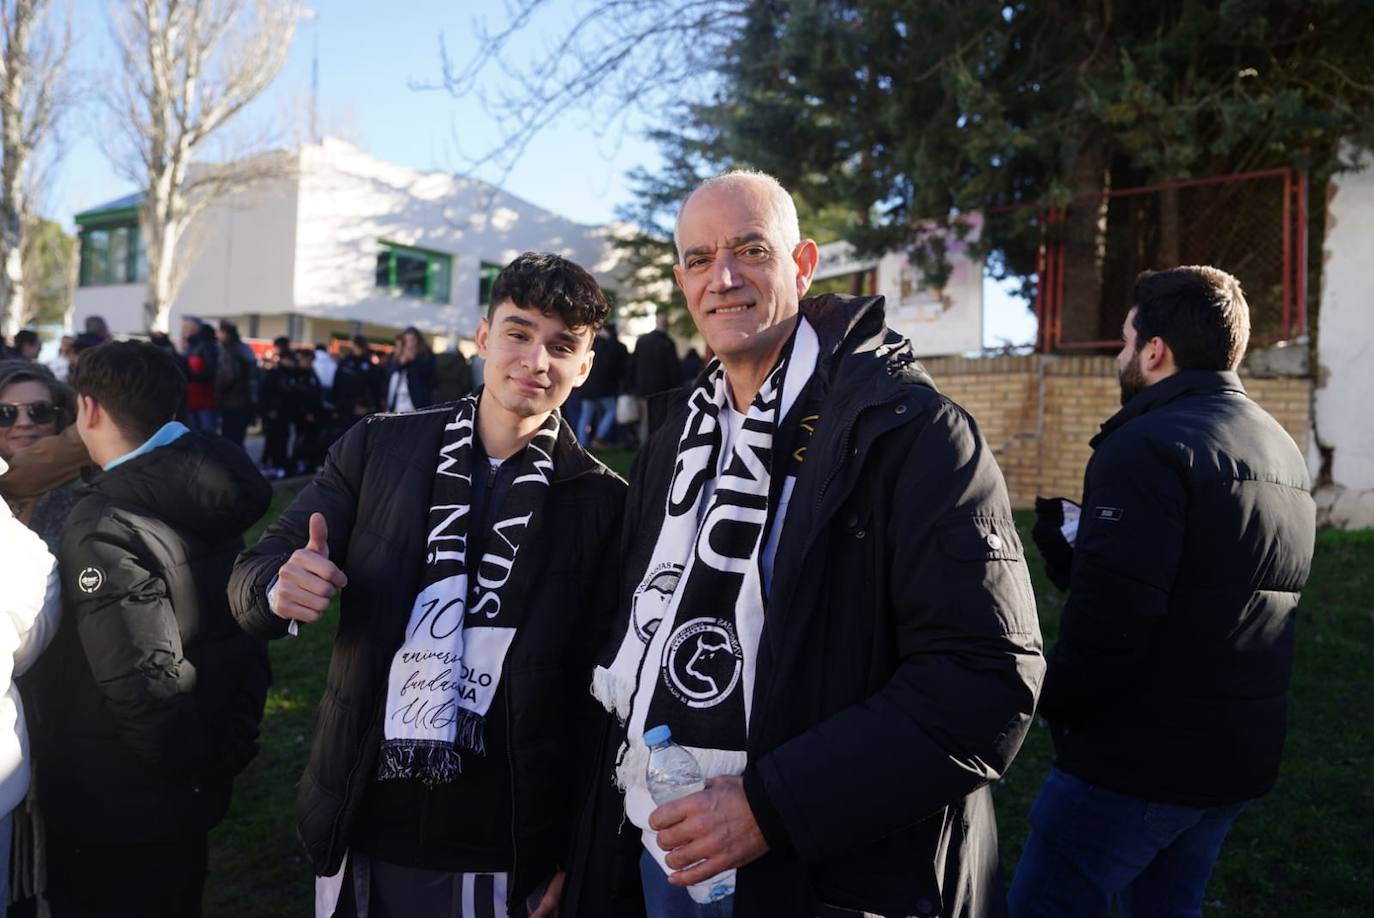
77, 222, 146, 287
478, 260, 503, 306
375, 240, 452, 304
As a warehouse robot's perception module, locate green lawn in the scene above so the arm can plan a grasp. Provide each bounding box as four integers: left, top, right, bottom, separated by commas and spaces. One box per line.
205, 482, 1374, 917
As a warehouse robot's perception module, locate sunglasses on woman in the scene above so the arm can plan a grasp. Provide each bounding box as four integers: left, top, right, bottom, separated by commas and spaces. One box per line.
0, 400, 57, 427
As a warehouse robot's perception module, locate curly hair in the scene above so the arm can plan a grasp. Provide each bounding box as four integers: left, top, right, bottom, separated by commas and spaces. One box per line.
488, 252, 610, 332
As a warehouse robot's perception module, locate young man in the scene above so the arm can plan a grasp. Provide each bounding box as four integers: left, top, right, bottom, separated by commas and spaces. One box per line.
567, 172, 1043, 917
1009, 267, 1316, 916
230, 252, 626, 918
31, 340, 272, 918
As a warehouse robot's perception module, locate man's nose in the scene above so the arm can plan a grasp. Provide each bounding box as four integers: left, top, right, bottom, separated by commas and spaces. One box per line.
708, 253, 741, 293
523, 342, 550, 373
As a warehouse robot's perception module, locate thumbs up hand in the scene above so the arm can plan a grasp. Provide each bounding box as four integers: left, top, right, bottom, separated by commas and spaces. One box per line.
272, 512, 348, 624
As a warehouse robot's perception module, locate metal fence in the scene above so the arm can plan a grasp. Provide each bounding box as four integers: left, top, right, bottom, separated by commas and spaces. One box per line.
1022, 168, 1308, 352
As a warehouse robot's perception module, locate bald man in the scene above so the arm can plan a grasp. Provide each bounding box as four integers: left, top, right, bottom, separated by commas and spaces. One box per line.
565, 172, 1044, 918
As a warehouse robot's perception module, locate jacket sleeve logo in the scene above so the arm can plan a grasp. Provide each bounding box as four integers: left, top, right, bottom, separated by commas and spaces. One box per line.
1096, 506, 1124, 522
77, 567, 105, 594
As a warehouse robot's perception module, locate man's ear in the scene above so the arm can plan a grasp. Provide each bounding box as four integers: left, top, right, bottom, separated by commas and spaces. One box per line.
672, 262, 686, 293
1142, 336, 1173, 374
475, 317, 491, 358
793, 239, 820, 297
573, 344, 596, 389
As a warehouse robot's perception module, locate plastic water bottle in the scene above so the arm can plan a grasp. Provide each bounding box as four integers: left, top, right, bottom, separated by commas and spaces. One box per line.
643, 726, 735, 903
644, 725, 704, 804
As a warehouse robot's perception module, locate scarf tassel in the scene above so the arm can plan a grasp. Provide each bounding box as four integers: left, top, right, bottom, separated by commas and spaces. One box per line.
376, 707, 487, 787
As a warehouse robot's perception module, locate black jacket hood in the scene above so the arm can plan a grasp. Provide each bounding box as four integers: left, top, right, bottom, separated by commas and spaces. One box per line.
88, 432, 272, 537
801, 292, 936, 393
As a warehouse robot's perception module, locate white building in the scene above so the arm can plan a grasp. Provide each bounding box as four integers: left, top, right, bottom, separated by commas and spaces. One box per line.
812, 215, 985, 356
72, 138, 626, 348
1312, 149, 1374, 529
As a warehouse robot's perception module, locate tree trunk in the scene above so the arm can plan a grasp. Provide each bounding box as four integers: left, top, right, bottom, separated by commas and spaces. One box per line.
0, 0, 35, 338
145, 215, 179, 333
1, 236, 23, 338
1057, 137, 1108, 345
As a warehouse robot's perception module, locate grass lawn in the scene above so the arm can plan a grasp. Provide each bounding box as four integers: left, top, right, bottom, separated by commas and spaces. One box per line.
204, 477, 1374, 917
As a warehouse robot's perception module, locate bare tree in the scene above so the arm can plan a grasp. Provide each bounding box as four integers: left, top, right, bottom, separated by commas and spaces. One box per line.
104, 0, 300, 332
432, 0, 745, 183
0, 0, 71, 338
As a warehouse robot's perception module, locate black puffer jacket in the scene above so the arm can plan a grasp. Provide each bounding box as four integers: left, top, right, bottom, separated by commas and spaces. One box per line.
1037, 370, 1315, 806
29, 433, 272, 843
228, 405, 625, 907
565, 295, 1044, 918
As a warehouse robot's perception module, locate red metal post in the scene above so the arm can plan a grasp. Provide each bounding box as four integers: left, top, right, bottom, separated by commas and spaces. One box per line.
1054, 207, 1067, 350
1035, 234, 1047, 352
1281, 170, 1293, 337
1297, 171, 1309, 338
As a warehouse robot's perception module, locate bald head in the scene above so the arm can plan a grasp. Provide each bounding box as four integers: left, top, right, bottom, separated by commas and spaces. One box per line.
674, 171, 801, 264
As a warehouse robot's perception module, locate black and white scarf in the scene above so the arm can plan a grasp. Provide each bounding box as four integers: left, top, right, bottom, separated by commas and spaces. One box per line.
377, 395, 558, 786
591, 318, 819, 893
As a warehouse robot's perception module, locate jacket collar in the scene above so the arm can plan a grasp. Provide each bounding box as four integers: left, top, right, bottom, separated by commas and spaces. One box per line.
550, 412, 616, 483
801, 293, 937, 404
1091, 369, 1246, 448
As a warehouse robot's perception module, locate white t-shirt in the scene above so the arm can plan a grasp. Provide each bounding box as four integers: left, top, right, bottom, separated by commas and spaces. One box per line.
387, 369, 414, 412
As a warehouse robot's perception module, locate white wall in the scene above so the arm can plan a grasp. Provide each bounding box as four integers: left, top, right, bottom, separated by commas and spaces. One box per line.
292, 139, 621, 340
815, 215, 985, 357
73, 139, 627, 341
72, 284, 145, 336
173, 168, 299, 328
1315, 156, 1374, 492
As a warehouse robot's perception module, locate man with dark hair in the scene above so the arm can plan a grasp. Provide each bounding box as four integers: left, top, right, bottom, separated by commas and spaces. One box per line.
230, 251, 625, 918
331, 334, 384, 427
1010, 266, 1316, 916
576, 323, 628, 449
83, 315, 110, 343
632, 312, 681, 438
567, 172, 1042, 918
13, 330, 40, 361
180, 316, 220, 435
216, 320, 260, 448
32, 340, 272, 917
290, 347, 327, 475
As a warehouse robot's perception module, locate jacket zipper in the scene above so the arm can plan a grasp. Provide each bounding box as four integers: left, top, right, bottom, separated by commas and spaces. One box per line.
505, 683, 519, 913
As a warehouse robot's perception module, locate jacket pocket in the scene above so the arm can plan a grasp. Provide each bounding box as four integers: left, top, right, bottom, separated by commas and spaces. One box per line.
935, 517, 1038, 636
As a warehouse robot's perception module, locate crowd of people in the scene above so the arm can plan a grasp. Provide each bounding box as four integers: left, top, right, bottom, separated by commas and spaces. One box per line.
0, 170, 1317, 918
1, 307, 707, 481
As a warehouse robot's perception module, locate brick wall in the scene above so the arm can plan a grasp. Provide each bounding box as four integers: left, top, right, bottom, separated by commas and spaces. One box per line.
920, 355, 1312, 508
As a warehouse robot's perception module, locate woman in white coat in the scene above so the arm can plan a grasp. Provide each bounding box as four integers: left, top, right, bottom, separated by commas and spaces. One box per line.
0, 456, 62, 916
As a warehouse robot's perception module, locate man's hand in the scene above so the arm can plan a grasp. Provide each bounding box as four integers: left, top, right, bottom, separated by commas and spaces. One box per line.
272, 512, 346, 623
528, 869, 564, 918
649, 775, 769, 887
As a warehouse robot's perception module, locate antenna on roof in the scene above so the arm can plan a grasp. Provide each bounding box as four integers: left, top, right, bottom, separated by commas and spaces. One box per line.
310, 21, 320, 143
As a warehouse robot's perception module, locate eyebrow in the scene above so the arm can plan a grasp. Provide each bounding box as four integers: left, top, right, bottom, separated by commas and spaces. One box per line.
682, 232, 770, 261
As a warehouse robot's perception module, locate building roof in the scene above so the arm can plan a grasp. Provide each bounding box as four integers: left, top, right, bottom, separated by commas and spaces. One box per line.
74, 192, 145, 226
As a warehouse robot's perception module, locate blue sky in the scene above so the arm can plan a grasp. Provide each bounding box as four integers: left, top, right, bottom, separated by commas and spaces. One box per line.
50, 0, 1035, 346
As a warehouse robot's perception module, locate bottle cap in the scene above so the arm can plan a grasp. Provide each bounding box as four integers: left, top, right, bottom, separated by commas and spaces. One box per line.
644, 724, 672, 746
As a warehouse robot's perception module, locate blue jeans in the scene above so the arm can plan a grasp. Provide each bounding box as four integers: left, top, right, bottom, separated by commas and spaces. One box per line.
1008, 768, 1248, 918
640, 850, 733, 918
577, 396, 618, 446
